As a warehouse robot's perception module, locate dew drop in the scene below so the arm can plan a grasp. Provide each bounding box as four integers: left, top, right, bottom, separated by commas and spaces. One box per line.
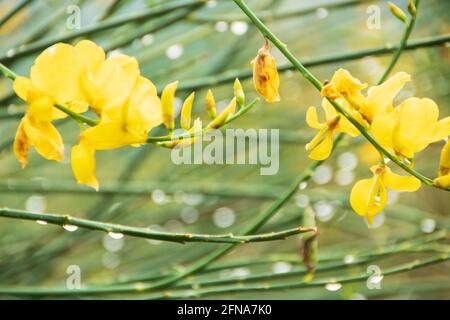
6, 49, 16, 58
36, 220, 47, 225
108, 232, 124, 240
295, 194, 310, 208
420, 218, 436, 234
325, 281, 342, 292
344, 254, 355, 264
25, 195, 46, 213
298, 182, 308, 190
103, 233, 124, 252
272, 261, 292, 274
313, 201, 335, 222
63, 224, 78, 232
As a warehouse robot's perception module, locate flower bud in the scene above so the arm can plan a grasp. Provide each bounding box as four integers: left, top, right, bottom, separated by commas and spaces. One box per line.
180, 92, 195, 130
251, 39, 280, 103
233, 78, 246, 106
205, 89, 216, 119
161, 81, 178, 132
407, 0, 416, 17
388, 2, 408, 24
207, 97, 236, 129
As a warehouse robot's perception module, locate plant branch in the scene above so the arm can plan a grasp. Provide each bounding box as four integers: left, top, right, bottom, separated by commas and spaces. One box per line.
0, 208, 315, 244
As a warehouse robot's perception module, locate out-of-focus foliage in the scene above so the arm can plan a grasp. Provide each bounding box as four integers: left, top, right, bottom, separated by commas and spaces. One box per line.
0, 0, 448, 299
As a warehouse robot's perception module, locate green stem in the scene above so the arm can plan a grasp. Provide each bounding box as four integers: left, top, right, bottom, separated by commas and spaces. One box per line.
379, 0, 420, 84
153, 255, 450, 299
190, 0, 371, 23
174, 34, 449, 92
0, 208, 315, 244
233, 0, 446, 191
54, 104, 99, 126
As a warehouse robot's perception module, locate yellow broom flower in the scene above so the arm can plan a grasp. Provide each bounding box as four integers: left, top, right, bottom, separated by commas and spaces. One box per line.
350, 165, 421, 224
434, 139, 450, 188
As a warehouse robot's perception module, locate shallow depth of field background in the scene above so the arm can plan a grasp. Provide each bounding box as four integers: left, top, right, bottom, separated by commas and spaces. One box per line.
0, 0, 449, 299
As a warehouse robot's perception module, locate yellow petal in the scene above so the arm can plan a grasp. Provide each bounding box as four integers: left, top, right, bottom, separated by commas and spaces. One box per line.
432, 117, 450, 143
83, 55, 139, 113
434, 175, 450, 188
82, 122, 146, 150
393, 98, 440, 154
365, 72, 411, 121
71, 139, 99, 191
13, 76, 36, 101
123, 76, 162, 135
350, 176, 386, 224
321, 98, 338, 120
30, 43, 87, 105
438, 140, 450, 176
306, 106, 323, 129
307, 130, 334, 160
22, 115, 64, 162
181, 92, 195, 130
371, 113, 396, 151
381, 167, 421, 192
13, 118, 30, 168
330, 68, 367, 109
74, 40, 105, 72
161, 81, 178, 131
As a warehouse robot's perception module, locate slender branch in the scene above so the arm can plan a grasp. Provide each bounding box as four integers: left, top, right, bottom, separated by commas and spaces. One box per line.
0, 208, 315, 244
379, 0, 420, 84
54, 104, 99, 126
0, 0, 206, 63
0, 63, 17, 80
233, 0, 447, 191
153, 255, 450, 299
190, 0, 372, 23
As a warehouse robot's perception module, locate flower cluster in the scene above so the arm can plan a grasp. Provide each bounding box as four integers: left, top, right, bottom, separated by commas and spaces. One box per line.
13, 40, 243, 190
305, 69, 450, 224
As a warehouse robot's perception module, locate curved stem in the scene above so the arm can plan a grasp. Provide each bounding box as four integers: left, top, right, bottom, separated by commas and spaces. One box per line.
54, 104, 99, 127
0, 208, 315, 244
378, 0, 420, 84
233, 0, 447, 191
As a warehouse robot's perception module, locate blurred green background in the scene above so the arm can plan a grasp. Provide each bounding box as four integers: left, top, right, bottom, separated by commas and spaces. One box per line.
0, 0, 449, 299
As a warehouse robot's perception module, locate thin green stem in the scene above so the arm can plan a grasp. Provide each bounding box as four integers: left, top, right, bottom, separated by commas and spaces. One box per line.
0, 208, 315, 244
54, 104, 99, 127
153, 255, 450, 299
233, 0, 447, 191
190, 0, 371, 23
379, 0, 420, 84
174, 34, 450, 93
0, 62, 17, 80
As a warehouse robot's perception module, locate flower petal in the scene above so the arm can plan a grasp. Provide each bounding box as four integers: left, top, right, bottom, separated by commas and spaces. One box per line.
365, 72, 411, 121
13, 118, 30, 168
307, 130, 334, 160
350, 176, 386, 224
306, 106, 323, 129
71, 139, 99, 191
382, 167, 421, 192
22, 115, 64, 162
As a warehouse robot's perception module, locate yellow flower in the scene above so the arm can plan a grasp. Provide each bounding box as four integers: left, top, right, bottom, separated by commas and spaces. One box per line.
12, 41, 100, 166
321, 68, 367, 110
71, 76, 163, 190
251, 40, 280, 103
321, 69, 410, 122
434, 139, 450, 188
350, 165, 421, 224
305, 98, 366, 160
81, 51, 139, 115
14, 114, 64, 168
372, 97, 450, 159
